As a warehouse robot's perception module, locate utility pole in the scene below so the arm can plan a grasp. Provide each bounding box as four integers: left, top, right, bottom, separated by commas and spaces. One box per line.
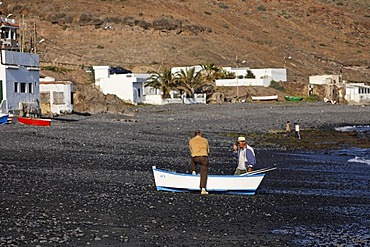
20, 14, 26, 53
235, 56, 246, 99
33, 22, 37, 53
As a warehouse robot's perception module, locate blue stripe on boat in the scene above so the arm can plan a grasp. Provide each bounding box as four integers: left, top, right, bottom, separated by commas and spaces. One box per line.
156, 186, 257, 195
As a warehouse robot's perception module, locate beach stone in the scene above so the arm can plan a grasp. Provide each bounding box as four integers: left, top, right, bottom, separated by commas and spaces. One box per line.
0, 103, 369, 246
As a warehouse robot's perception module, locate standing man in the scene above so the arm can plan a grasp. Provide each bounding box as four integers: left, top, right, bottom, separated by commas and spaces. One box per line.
294, 122, 301, 139
233, 136, 256, 174
286, 121, 291, 139
189, 130, 210, 195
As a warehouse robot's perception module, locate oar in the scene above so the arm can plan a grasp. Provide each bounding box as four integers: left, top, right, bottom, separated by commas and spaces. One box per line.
239, 167, 277, 176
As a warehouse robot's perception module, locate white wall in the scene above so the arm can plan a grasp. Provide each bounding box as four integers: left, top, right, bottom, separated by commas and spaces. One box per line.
40, 82, 73, 114
171, 65, 203, 74
251, 68, 287, 81
143, 93, 206, 105
98, 74, 134, 103
223, 67, 286, 82
215, 78, 271, 87
309, 75, 340, 85
93, 66, 110, 88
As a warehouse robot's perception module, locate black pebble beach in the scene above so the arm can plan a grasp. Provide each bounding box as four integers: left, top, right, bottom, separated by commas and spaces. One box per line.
1, 102, 370, 246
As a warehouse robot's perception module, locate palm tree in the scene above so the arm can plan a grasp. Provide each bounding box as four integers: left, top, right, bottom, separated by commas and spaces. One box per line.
145, 67, 174, 99
200, 63, 221, 83
174, 67, 205, 99
200, 63, 224, 96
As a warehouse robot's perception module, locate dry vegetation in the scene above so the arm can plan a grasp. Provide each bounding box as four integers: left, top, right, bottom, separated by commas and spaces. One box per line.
1, 0, 369, 112
4, 0, 369, 82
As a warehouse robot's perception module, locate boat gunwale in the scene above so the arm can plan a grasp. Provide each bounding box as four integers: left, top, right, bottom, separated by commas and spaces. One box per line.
153, 167, 265, 178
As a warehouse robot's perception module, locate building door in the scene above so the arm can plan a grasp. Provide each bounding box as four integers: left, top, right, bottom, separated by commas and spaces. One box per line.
0, 80, 3, 102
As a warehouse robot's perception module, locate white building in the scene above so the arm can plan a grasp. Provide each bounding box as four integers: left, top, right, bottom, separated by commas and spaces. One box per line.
216, 67, 287, 87
1, 17, 19, 51
171, 65, 203, 75
309, 74, 341, 85
0, 50, 40, 114
39, 77, 73, 115
344, 83, 370, 103
251, 68, 287, 82
93, 66, 149, 105
0, 17, 40, 115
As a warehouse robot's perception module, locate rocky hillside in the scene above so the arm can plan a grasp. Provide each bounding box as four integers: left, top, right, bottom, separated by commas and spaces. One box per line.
4, 0, 369, 85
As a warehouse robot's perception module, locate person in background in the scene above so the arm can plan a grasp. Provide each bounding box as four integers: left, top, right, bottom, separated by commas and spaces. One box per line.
286, 121, 291, 139
233, 136, 256, 174
189, 130, 210, 195
294, 122, 301, 139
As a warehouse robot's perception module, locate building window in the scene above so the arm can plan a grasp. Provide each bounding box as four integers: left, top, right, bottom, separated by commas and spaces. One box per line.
28, 83, 33, 93
20, 83, 27, 93
53, 92, 65, 105
138, 88, 141, 97
14, 82, 19, 93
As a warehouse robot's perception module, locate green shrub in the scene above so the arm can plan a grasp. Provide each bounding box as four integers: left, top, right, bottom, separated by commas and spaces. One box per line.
42, 66, 72, 74
245, 70, 255, 79
305, 95, 320, 102
257, 5, 266, 11
269, 80, 286, 92
218, 2, 228, 9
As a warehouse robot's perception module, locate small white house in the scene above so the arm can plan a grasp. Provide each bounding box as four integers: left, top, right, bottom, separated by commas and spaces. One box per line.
39, 77, 73, 115
0, 50, 40, 114
344, 83, 370, 103
93, 66, 149, 105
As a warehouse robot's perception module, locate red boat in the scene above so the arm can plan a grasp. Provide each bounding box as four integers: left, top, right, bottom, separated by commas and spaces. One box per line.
17, 117, 52, 127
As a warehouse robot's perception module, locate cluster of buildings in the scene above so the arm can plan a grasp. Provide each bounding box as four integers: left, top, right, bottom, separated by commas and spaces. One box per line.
308, 74, 370, 104
1, 16, 369, 117
93, 65, 370, 105
93, 65, 287, 105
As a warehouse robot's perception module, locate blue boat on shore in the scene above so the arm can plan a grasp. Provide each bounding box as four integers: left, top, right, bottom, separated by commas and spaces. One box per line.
0, 114, 9, 124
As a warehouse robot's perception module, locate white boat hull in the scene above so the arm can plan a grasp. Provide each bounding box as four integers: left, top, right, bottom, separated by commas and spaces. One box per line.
152, 166, 265, 195
251, 95, 278, 101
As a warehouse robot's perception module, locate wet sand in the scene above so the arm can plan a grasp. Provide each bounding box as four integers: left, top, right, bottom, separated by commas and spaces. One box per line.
1, 102, 369, 246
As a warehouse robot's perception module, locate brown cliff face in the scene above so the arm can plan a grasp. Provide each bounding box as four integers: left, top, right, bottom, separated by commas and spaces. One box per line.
3, 0, 369, 112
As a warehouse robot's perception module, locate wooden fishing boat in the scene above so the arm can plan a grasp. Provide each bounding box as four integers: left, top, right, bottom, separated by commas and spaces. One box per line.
0, 114, 8, 124
152, 166, 276, 195
284, 96, 303, 102
251, 95, 278, 101
17, 116, 52, 126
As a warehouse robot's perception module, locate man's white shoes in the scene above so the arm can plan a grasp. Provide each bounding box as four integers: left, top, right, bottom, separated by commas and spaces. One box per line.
201, 188, 208, 195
